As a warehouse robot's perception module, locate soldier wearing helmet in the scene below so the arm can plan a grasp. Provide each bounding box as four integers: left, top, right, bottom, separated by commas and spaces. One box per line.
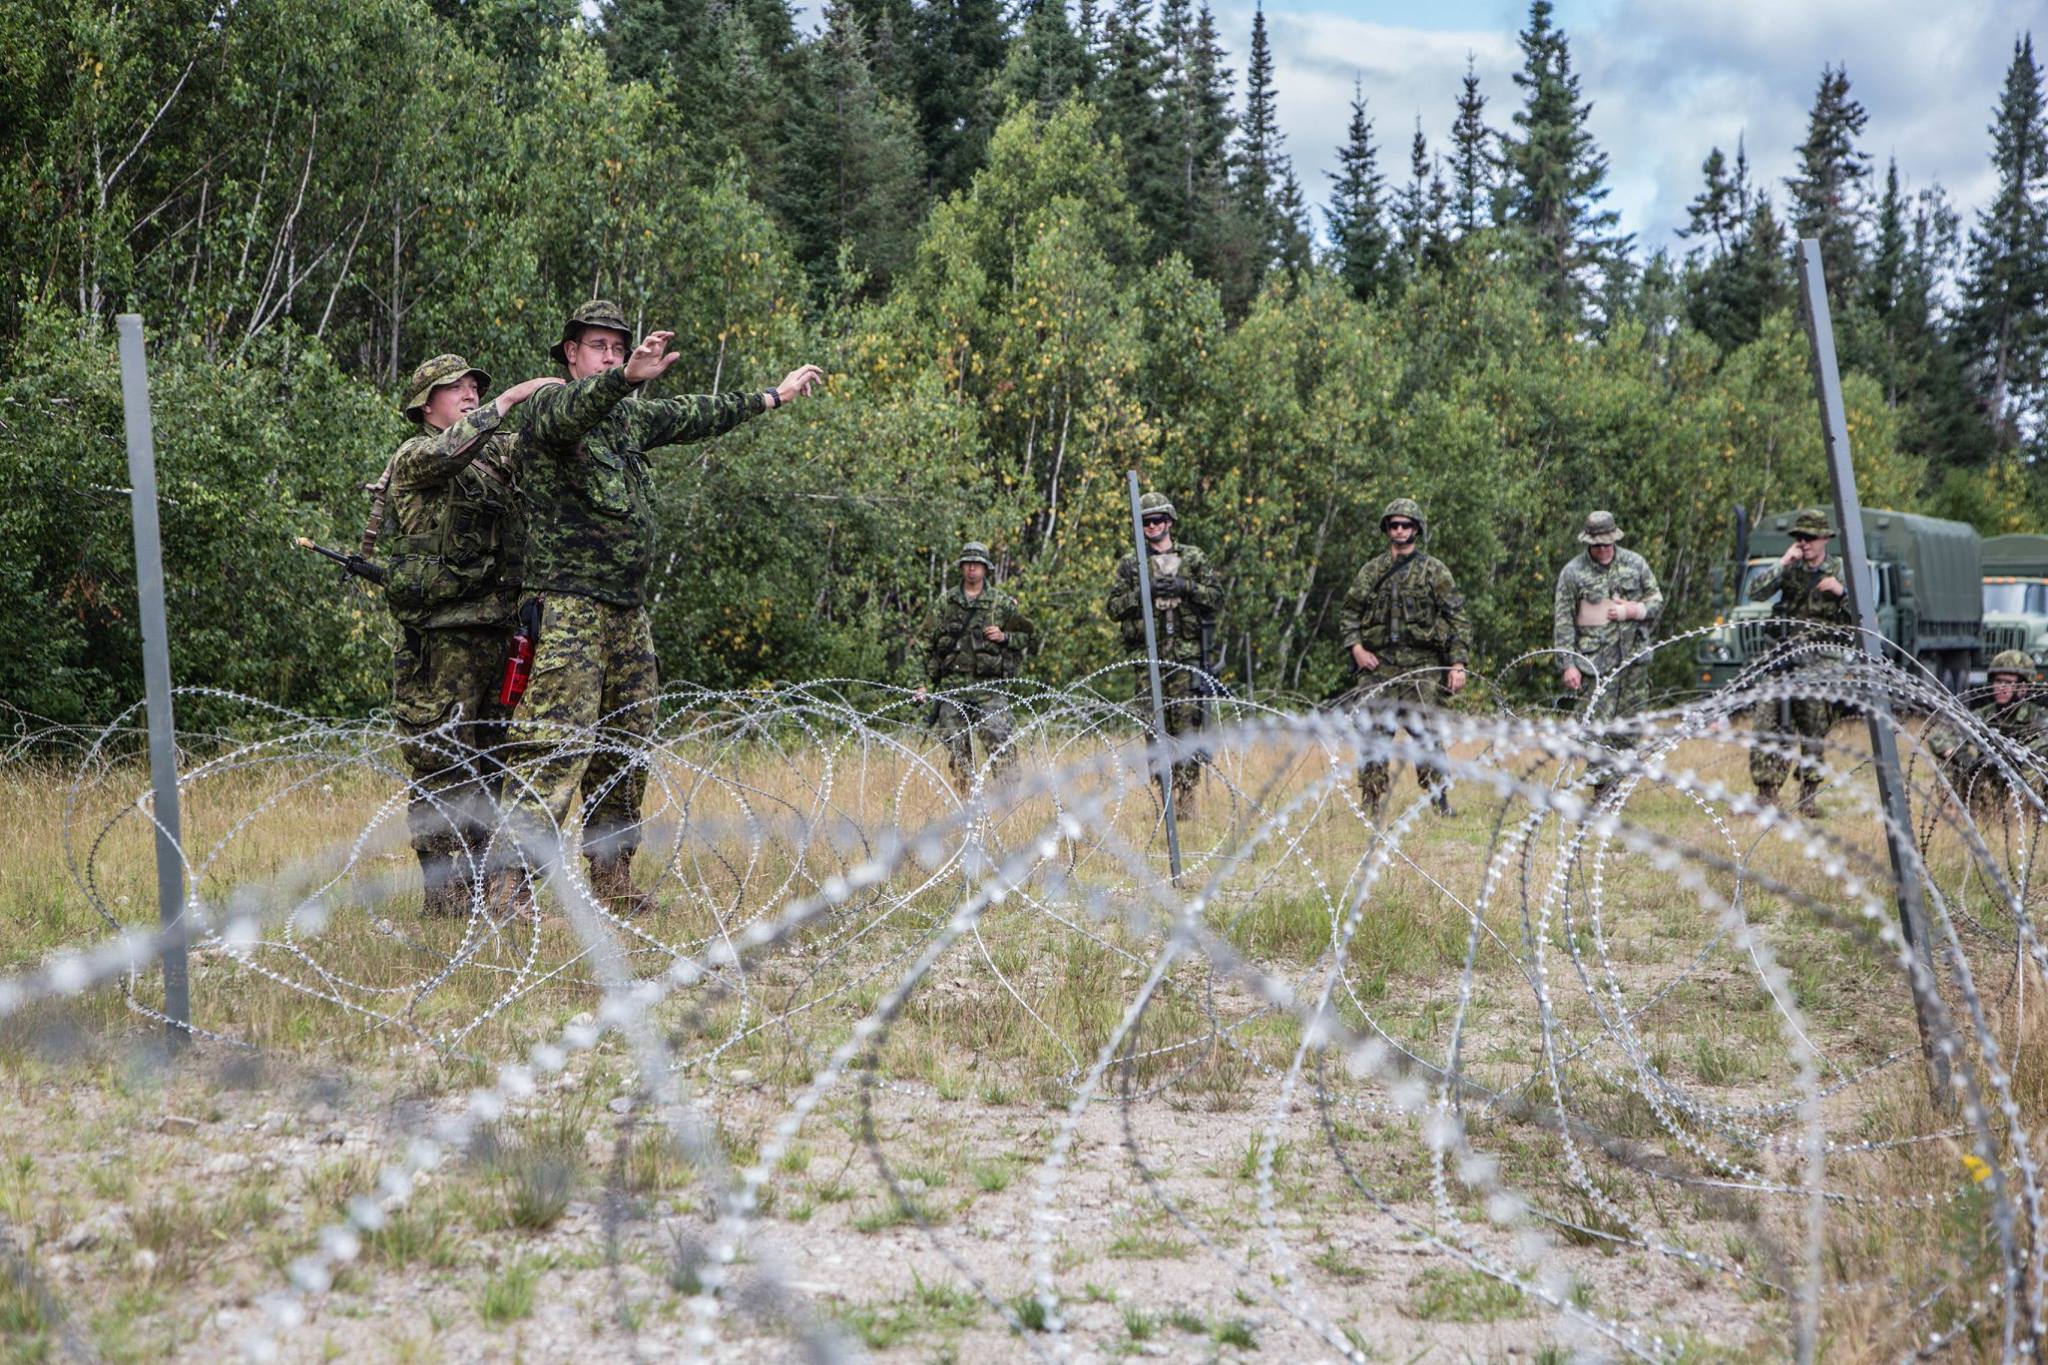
1745, 508, 1850, 816
915, 542, 1033, 792
1107, 492, 1223, 816
1338, 497, 1472, 818
501, 301, 827, 916
1927, 650, 2048, 807
367, 354, 564, 917
1552, 510, 1664, 803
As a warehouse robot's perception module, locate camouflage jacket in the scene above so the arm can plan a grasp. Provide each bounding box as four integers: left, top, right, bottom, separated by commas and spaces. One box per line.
518, 367, 768, 607
1932, 697, 2048, 765
1552, 549, 1663, 675
379, 405, 524, 631
1107, 543, 1222, 663
1752, 554, 1852, 635
924, 586, 1032, 686
1340, 550, 1471, 664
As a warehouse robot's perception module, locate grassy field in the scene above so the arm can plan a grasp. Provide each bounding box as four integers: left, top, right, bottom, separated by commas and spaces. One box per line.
1, 712, 2041, 1362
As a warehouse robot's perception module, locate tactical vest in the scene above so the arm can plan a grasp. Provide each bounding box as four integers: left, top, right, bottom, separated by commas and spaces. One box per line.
933, 591, 1024, 681
382, 457, 523, 630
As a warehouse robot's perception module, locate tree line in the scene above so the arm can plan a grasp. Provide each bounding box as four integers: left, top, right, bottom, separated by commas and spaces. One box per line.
0, 0, 2042, 725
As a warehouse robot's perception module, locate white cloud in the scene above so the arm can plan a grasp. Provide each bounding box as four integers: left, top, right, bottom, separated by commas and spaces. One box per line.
1243, 0, 2035, 257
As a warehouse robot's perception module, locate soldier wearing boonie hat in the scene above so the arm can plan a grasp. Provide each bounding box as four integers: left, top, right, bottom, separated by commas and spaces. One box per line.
368, 353, 564, 917
1552, 510, 1664, 804
499, 301, 828, 916
1746, 507, 1851, 815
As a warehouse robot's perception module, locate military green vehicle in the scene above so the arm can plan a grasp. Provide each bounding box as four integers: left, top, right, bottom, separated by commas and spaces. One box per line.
1697, 507, 1983, 694
1977, 534, 2048, 683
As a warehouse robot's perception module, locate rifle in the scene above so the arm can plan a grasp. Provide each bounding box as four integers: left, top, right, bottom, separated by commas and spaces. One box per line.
295, 536, 387, 586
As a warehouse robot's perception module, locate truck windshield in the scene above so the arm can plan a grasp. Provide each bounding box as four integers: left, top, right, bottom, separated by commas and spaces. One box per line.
1983, 579, 2048, 615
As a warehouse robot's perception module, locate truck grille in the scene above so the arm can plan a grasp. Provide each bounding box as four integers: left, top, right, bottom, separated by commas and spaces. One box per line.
1735, 620, 1776, 655
1986, 623, 2029, 655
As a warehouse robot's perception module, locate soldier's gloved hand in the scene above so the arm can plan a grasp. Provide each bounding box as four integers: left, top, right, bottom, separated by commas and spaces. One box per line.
1151, 574, 1184, 597
1562, 666, 1583, 692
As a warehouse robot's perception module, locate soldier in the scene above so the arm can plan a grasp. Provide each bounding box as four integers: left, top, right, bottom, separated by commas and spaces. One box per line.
1339, 497, 1472, 818
378, 355, 562, 916
503, 300, 825, 915
914, 543, 1032, 791
1928, 650, 2048, 806
1107, 492, 1223, 815
1552, 510, 1664, 801
1746, 507, 1851, 815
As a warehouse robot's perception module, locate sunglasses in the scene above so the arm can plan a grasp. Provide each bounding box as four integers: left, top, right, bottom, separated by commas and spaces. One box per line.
1142, 516, 1171, 526
1385, 520, 1418, 531
1790, 533, 1823, 543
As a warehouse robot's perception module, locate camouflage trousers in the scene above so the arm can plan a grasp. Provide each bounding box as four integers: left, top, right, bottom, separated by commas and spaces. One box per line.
931, 689, 1014, 789
1748, 695, 1836, 792
392, 624, 511, 881
1353, 656, 1451, 809
1570, 660, 1650, 791
506, 595, 659, 862
1131, 663, 1208, 801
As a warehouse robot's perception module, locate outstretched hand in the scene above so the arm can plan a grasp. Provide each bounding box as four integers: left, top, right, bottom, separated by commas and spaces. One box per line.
775, 364, 827, 404
624, 331, 683, 384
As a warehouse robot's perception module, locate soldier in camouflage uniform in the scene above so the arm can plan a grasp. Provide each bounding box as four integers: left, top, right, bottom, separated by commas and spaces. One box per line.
915, 543, 1032, 791
1928, 650, 2048, 807
503, 301, 825, 915
1746, 508, 1852, 815
1107, 492, 1223, 815
1552, 510, 1664, 800
1339, 497, 1472, 817
377, 355, 562, 915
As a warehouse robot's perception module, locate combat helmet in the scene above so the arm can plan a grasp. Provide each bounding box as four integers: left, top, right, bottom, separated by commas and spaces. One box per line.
1138, 492, 1177, 524
1988, 649, 2034, 680
401, 354, 491, 423
1578, 510, 1625, 545
1790, 508, 1836, 538
550, 299, 631, 364
958, 542, 995, 569
1380, 497, 1425, 534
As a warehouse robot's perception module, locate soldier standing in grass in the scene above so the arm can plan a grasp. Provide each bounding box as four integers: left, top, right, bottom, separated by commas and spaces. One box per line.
1746, 507, 1851, 816
1339, 497, 1471, 819
375, 355, 561, 916
915, 542, 1032, 791
1107, 492, 1223, 817
1552, 510, 1663, 803
501, 300, 825, 915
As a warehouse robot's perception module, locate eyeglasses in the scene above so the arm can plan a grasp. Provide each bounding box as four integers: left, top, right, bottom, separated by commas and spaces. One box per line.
1385, 520, 1417, 532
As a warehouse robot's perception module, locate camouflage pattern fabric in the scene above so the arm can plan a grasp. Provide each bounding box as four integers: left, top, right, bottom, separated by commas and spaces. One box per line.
1746, 553, 1852, 792
924, 585, 1031, 685
1339, 550, 1472, 665
1106, 544, 1222, 664
931, 693, 1016, 790
381, 403, 525, 631
391, 624, 512, 891
506, 594, 660, 861
1928, 696, 2048, 800
1351, 652, 1452, 808
1553, 547, 1663, 787
519, 367, 767, 608
1107, 545, 1222, 800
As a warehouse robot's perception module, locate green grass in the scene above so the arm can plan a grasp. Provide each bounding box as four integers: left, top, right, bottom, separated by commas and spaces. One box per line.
1406, 1267, 1529, 1322
477, 1256, 542, 1326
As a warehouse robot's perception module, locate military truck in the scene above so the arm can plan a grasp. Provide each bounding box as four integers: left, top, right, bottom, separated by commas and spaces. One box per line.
1697, 507, 1983, 693
1977, 534, 2048, 682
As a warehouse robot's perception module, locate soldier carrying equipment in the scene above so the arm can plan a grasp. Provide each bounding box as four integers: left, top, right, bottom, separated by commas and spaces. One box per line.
1107, 492, 1223, 817
296, 536, 389, 586
917, 542, 1031, 791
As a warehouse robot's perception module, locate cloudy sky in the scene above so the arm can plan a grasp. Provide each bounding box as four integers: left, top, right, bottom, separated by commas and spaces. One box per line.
1226, 0, 2036, 254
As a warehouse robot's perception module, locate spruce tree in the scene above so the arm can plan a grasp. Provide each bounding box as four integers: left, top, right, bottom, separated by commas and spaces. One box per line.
1496, 0, 1626, 323
910, 0, 1011, 195
993, 0, 1087, 116
1783, 63, 1871, 304
1448, 55, 1492, 234
1099, 0, 1176, 255
1681, 146, 1740, 253
1326, 81, 1394, 300
1959, 34, 2048, 452
1229, 3, 1307, 287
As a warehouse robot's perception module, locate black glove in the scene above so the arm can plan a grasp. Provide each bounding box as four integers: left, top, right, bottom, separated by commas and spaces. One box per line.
1151, 574, 1184, 597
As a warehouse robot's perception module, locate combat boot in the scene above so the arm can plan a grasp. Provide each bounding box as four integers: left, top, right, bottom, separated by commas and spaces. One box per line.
1795, 779, 1825, 819
1754, 783, 1782, 813
417, 848, 464, 918
587, 852, 655, 918
485, 867, 535, 921
1431, 788, 1455, 819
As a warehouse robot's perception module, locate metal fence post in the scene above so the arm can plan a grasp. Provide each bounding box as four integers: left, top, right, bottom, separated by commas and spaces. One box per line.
1127, 472, 1183, 881
116, 314, 191, 1049
1793, 241, 1947, 1101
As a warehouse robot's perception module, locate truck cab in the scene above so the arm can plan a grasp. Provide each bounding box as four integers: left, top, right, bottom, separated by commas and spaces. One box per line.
1977, 533, 2048, 683
1697, 508, 1982, 694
